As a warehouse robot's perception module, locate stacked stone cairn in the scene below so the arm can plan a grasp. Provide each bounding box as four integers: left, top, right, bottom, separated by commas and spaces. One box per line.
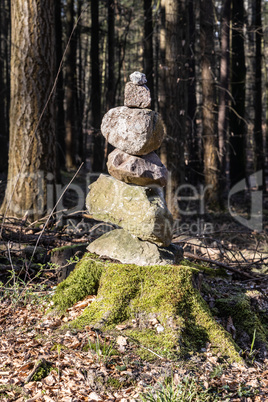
86, 72, 183, 266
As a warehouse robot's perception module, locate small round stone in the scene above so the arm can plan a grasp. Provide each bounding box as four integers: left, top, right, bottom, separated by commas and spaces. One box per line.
129, 71, 147, 85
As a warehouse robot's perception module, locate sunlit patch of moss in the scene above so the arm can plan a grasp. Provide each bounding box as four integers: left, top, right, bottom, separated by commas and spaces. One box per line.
68, 262, 242, 363
32, 360, 55, 382
215, 292, 268, 351
52, 253, 103, 311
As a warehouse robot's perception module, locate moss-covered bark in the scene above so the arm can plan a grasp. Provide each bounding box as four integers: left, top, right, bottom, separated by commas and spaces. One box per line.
52, 253, 254, 363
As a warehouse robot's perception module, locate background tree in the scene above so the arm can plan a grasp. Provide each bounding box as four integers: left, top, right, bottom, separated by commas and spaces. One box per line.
218, 0, 231, 194
55, 0, 66, 170
253, 0, 265, 190
91, 0, 103, 172
65, 0, 77, 171
0, 0, 10, 173
229, 0, 246, 186
0, 0, 57, 220
143, 0, 155, 109
159, 0, 189, 217
200, 0, 220, 206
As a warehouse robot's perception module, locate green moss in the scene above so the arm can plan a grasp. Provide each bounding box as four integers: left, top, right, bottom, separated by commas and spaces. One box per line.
106, 377, 122, 389
52, 253, 103, 311
215, 292, 268, 351
50, 243, 88, 255
32, 361, 55, 382
67, 262, 242, 363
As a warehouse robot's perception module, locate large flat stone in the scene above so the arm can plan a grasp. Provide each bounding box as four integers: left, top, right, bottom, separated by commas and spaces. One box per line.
124, 82, 151, 108
107, 149, 168, 187
87, 229, 183, 266
101, 106, 165, 155
86, 174, 173, 247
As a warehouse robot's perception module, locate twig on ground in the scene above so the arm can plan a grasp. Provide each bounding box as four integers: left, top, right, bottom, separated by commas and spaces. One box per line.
183, 251, 260, 279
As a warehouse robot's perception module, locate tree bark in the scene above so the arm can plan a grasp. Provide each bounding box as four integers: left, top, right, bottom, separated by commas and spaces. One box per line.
186, 0, 199, 184
55, 0, 65, 170
0, 0, 57, 221
229, 0, 246, 186
91, 0, 103, 172
106, 0, 115, 111
159, 0, 189, 218
200, 0, 220, 206
253, 0, 265, 190
218, 0, 231, 195
0, 0, 10, 172
65, 0, 77, 171
143, 0, 155, 110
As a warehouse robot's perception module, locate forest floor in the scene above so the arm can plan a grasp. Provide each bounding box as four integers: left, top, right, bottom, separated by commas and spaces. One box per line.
0, 207, 268, 402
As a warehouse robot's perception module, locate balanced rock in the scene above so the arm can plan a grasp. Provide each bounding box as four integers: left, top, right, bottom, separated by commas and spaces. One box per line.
101, 106, 165, 155
107, 149, 168, 187
87, 229, 183, 266
124, 82, 151, 109
129, 71, 147, 85
86, 174, 173, 246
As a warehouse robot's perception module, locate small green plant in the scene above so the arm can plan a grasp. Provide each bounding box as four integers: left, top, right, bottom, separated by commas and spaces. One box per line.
140, 376, 220, 402
85, 332, 117, 365
249, 328, 256, 357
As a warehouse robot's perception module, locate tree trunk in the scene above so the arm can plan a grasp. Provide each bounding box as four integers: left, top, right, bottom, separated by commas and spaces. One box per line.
65, 0, 77, 171
218, 0, 231, 195
106, 0, 115, 111
186, 0, 199, 184
143, 0, 155, 110
55, 0, 65, 170
200, 0, 220, 207
91, 0, 103, 173
159, 0, 189, 218
229, 0, 246, 186
253, 0, 265, 190
0, 0, 57, 221
0, 0, 9, 172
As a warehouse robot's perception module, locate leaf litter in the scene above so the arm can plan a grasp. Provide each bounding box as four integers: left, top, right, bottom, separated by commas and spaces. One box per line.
0, 215, 268, 401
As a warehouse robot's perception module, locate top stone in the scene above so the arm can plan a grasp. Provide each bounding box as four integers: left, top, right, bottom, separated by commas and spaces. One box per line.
130, 71, 147, 85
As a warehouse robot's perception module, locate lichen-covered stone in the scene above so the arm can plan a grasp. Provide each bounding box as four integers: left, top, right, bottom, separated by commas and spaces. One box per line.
87, 229, 183, 266
101, 106, 165, 155
129, 71, 147, 85
86, 174, 173, 246
124, 82, 151, 109
107, 149, 168, 187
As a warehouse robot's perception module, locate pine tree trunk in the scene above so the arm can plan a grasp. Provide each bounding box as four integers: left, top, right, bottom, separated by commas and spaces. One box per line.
218, 0, 231, 195
55, 0, 65, 170
143, 0, 155, 110
253, 0, 265, 190
65, 0, 77, 171
186, 0, 199, 184
106, 0, 115, 111
159, 0, 189, 217
200, 0, 220, 206
229, 0, 246, 186
91, 0, 103, 172
0, 0, 57, 221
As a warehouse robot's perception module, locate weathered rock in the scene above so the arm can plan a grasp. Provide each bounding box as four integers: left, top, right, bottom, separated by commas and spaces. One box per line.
86, 174, 173, 246
87, 229, 183, 266
124, 82, 151, 109
101, 106, 165, 155
129, 71, 147, 85
107, 149, 168, 187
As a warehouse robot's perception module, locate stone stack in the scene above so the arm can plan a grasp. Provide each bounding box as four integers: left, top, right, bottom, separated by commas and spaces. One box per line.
86, 72, 183, 266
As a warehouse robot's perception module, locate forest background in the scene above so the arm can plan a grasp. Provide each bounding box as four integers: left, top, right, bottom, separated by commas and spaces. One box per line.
0, 0, 267, 233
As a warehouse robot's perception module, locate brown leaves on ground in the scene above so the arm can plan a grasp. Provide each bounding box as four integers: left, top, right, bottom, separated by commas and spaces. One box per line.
0, 298, 268, 402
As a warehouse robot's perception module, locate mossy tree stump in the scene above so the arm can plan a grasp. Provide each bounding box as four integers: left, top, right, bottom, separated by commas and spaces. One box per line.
52, 253, 266, 363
